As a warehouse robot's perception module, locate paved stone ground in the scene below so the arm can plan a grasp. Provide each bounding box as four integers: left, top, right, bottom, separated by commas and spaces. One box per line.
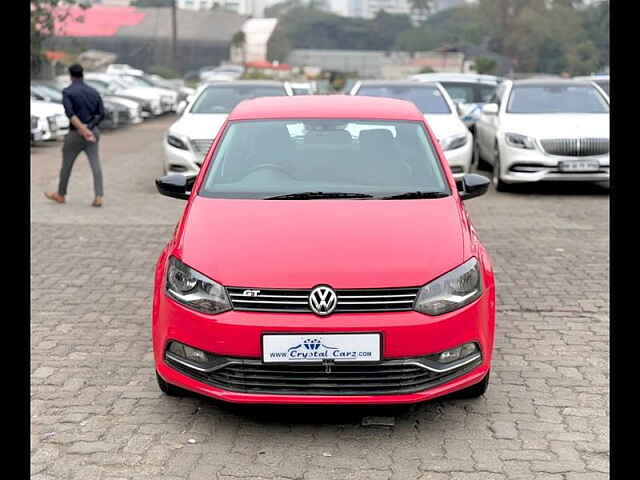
31, 116, 609, 480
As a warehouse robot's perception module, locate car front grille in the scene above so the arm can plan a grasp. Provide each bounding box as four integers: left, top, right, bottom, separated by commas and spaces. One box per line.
226, 286, 420, 313
540, 138, 609, 157
165, 354, 481, 395
47, 115, 58, 131
191, 139, 214, 157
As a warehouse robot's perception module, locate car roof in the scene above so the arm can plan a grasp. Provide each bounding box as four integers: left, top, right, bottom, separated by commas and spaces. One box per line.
200, 80, 285, 87
357, 80, 439, 87
411, 73, 501, 84
511, 78, 596, 87
228, 95, 424, 121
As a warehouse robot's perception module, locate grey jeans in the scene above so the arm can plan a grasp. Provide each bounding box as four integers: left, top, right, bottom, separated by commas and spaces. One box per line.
58, 128, 103, 197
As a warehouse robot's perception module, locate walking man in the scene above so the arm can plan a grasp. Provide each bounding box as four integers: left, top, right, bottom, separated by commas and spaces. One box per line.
45, 63, 105, 207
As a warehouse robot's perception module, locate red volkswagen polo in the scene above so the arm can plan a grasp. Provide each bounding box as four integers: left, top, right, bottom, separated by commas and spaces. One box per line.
153, 96, 496, 404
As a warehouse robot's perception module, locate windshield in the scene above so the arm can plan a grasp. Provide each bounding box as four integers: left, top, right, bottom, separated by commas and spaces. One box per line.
356, 85, 451, 114
199, 119, 449, 199
507, 85, 609, 114
189, 85, 287, 114
85, 80, 109, 94
594, 80, 609, 95
32, 85, 63, 102
118, 75, 153, 88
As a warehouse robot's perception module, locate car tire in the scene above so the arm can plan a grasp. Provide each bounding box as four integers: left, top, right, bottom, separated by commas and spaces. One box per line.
156, 371, 186, 397
457, 371, 490, 398
492, 146, 511, 192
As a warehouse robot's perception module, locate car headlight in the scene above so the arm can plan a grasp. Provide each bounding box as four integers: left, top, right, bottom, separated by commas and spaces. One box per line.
440, 133, 468, 151
167, 133, 189, 150
504, 132, 536, 149
166, 256, 232, 314
414, 258, 482, 315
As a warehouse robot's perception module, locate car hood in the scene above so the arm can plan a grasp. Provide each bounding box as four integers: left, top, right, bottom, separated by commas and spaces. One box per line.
423, 114, 468, 142
177, 197, 465, 288
501, 113, 610, 139
105, 96, 140, 109
115, 88, 161, 100
30, 100, 65, 116
169, 113, 228, 139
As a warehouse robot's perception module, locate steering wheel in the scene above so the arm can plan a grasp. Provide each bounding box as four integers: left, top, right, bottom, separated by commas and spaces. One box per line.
249, 163, 293, 178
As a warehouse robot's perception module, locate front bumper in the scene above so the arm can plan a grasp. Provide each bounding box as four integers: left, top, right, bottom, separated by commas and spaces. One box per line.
443, 137, 473, 179
164, 141, 202, 175
153, 286, 495, 404
499, 143, 610, 184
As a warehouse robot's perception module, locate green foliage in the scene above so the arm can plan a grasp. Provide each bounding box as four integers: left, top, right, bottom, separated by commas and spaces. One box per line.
267, 6, 413, 61
419, 66, 435, 73
267, 0, 608, 75
31, 0, 89, 75
472, 57, 497, 74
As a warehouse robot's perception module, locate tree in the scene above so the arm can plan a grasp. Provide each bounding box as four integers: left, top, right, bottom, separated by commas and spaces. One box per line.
231, 30, 246, 64
31, 0, 89, 75
407, 0, 434, 21
472, 57, 497, 74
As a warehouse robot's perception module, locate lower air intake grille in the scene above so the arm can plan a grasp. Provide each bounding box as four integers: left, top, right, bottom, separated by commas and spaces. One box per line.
226, 286, 420, 313
166, 355, 481, 396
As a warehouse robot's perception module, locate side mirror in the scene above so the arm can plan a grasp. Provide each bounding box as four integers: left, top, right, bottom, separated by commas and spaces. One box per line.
155, 174, 196, 200
458, 173, 490, 201
176, 100, 188, 116
482, 103, 499, 115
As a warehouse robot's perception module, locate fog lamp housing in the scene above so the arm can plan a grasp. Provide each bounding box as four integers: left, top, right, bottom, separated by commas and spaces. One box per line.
168, 341, 208, 364
436, 342, 479, 364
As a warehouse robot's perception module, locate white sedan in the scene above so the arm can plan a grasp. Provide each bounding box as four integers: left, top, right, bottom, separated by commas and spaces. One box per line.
474, 79, 610, 191
164, 81, 292, 175
350, 81, 473, 178
30, 99, 70, 141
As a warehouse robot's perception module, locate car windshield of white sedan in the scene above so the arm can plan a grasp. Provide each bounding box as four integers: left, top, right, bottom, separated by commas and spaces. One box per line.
190, 86, 286, 114
507, 85, 609, 114
356, 86, 451, 114
199, 119, 449, 199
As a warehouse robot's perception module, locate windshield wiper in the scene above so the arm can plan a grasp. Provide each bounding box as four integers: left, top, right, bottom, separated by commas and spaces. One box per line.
378, 191, 450, 200
264, 191, 375, 200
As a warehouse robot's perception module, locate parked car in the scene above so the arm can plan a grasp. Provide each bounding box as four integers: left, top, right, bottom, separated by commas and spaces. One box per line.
199, 64, 244, 82
83, 73, 165, 116
30, 99, 70, 141
410, 73, 502, 132
144, 74, 196, 101
286, 82, 317, 95
474, 79, 610, 191
574, 74, 610, 97
106, 63, 144, 76
351, 81, 473, 177
164, 81, 293, 175
31, 114, 43, 143
152, 95, 495, 404
80, 79, 145, 124
31, 82, 127, 129
113, 74, 179, 112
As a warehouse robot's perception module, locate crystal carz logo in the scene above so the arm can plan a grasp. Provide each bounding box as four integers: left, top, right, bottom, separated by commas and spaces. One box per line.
267, 337, 373, 361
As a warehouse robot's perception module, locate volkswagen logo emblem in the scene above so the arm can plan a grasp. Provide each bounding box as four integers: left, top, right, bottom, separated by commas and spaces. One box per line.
309, 285, 337, 316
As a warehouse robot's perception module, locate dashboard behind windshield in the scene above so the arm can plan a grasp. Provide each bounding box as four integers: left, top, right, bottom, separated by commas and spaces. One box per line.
199, 119, 449, 199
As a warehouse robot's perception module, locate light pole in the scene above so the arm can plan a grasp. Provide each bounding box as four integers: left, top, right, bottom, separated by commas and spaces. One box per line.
171, 0, 178, 73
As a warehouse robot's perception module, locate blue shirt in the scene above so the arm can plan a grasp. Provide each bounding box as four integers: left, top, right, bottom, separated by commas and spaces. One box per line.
62, 80, 105, 130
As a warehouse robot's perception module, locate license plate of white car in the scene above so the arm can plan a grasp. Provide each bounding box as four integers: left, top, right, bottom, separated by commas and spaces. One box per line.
262, 333, 381, 363
558, 160, 600, 172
